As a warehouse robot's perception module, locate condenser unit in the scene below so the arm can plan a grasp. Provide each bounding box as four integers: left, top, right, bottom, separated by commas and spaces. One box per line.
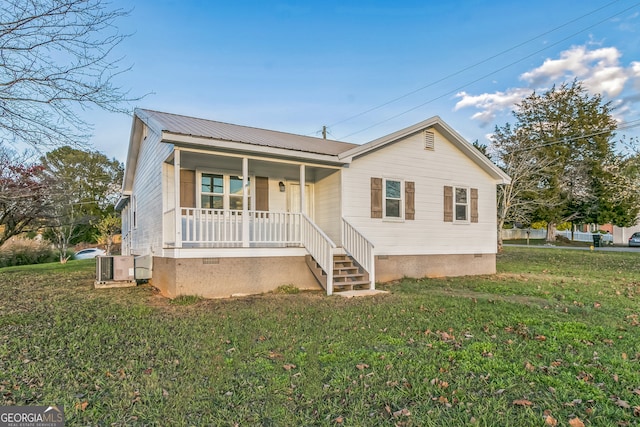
95, 256, 136, 288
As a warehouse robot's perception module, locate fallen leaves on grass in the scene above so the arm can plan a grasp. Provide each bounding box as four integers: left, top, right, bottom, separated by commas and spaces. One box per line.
75, 401, 88, 411
512, 399, 533, 407
356, 363, 369, 370
393, 408, 411, 418
568, 417, 585, 427
613, 397, 631, 409
544, 415, 558, 426
282, 363, 296, 371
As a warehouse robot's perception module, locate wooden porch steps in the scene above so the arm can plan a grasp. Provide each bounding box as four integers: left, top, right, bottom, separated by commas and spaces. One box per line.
305, 253, 370, 292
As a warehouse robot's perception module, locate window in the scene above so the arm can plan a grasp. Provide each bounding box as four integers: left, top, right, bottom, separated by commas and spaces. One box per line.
371, 177, 414, 220
444, 186, 478, 223
201, 173, 223, 209
384, 178, 403, 218
200, 173, 250, 210
455, 187, 469, 221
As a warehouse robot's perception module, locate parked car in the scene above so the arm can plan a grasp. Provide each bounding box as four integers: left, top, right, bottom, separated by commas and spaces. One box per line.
74, 248, 106, 259
629, 232, 640, 247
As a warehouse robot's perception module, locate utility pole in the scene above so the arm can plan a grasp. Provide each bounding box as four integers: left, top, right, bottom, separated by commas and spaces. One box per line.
322, 125, 327, 139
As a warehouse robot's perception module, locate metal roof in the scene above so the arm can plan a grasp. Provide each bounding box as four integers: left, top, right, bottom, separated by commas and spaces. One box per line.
137, 108, 358, 156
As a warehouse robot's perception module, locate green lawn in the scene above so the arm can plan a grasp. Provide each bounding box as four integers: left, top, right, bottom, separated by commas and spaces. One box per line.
1, 248, 639, 426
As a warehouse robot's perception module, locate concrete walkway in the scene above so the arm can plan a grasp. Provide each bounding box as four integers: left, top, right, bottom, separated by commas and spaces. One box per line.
335, 289, 389, 298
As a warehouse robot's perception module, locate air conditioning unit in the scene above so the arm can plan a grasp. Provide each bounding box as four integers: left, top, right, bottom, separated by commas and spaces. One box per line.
95, 256, 136, 288
134, 254, 153, 280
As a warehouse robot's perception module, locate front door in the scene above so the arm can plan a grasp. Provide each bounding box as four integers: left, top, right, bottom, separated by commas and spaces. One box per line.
287, 183, 313, 219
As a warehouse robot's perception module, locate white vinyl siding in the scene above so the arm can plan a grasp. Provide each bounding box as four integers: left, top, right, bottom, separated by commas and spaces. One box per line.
342, 129, 498, 256
129, 125, 174, 256
314, 170, 341, 243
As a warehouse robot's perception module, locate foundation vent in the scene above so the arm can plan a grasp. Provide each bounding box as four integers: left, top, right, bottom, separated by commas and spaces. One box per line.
203, 258, 220, 265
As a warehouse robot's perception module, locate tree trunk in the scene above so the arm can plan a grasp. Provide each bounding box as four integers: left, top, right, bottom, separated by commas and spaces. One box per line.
546, 222, 557, 243
497, 218, 505, 253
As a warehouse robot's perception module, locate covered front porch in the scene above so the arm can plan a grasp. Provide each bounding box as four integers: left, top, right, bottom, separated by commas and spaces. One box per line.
160, 147, 375, 295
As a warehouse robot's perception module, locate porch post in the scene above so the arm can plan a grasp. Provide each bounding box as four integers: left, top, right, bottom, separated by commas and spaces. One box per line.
242, 157, 249, 247
174, 148, 182, 248
299, 164, 306, 215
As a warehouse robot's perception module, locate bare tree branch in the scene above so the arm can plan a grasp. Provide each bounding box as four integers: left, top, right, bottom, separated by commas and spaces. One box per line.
0, 0, 140, 149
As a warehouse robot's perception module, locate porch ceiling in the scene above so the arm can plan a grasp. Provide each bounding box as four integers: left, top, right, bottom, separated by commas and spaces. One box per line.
178, 151, 338, 182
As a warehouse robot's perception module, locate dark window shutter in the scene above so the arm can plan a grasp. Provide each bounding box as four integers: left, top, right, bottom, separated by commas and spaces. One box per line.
255, 176, 269, 211
470, 188, 478, 223
443, 186, 453, 222
405, 181, 415, 220
180, 169, 196, 208
371, 177, 382, 218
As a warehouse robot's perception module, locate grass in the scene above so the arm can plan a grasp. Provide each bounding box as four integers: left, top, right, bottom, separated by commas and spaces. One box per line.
1, 249, 639, 426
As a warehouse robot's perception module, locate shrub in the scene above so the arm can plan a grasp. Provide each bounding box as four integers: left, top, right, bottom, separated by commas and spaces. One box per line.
530, 221, 547, 230
273, 284, 300, 294
0, 238, 59, 268
170, 295, 203, 306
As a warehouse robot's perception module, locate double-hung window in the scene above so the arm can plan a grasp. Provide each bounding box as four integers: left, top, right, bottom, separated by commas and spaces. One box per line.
384, 178, 403, 219
201, 173, 224, 209
454, 187, 469, 222
200, 173, 250, 210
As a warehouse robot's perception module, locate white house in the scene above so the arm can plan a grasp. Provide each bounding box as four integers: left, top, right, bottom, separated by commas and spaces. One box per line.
117, 109, 510, 298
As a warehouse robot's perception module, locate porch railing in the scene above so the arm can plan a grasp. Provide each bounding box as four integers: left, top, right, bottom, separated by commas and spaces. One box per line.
301, 213, 336, 295
252, 211, 302, 244
342, 218, 375, 289
178, 208, 303, 247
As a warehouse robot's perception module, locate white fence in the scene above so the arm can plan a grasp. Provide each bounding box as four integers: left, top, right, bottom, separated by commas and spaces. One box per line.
503, 228, 613, 244
555, 230, 613, 244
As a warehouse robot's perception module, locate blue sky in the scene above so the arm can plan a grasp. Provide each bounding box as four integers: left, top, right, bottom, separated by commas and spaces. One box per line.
90, 0, 640, 162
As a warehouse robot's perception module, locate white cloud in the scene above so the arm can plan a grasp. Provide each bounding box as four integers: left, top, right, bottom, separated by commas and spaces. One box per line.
455, 45, 640, 126
454, 88, 531, 125
520, 46, 624, 95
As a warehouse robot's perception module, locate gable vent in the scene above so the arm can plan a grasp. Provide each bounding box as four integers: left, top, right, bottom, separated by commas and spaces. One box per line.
424, 130, 435, 150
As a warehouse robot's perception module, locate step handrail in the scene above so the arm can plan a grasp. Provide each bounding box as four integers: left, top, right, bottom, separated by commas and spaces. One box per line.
342, 218, 375, 290
301, 213, 336, 295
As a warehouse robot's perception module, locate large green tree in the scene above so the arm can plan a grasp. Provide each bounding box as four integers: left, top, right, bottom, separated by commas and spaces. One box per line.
41, 146, 123, 261
493, 80, 636, 242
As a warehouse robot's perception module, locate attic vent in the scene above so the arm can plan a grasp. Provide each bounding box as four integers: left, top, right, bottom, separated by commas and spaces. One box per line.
424, 130, 435, 150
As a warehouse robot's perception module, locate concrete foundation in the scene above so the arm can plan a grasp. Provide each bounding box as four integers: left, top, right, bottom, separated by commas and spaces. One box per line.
152, 255, 322, 299
151, 252, 496, 299
375, 253, 496, 282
